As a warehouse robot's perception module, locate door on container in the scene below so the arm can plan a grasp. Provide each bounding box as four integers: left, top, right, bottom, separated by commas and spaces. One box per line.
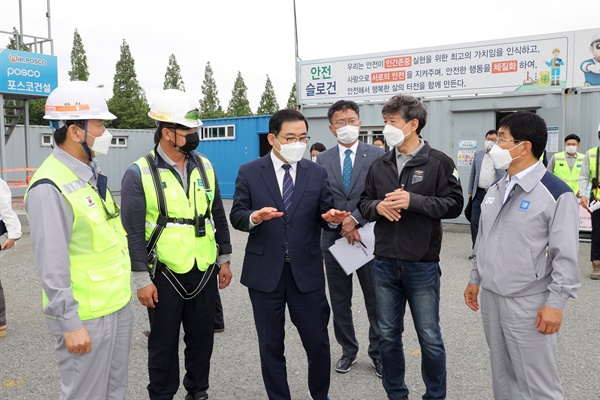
451, 111, 497, 208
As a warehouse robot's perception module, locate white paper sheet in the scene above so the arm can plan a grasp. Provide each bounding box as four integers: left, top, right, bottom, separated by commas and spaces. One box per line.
328, 222, 375, 276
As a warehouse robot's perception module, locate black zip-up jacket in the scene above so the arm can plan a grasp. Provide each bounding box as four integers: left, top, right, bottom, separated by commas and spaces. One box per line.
358, 142, 463, 262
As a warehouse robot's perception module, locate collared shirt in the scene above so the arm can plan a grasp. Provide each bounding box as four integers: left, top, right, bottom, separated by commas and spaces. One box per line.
338, 140, 359, 172
249, 151, 297, 229
395, 139, 425, 177
25, 146, 104, 332
157, 143, 189, 192
270, 150, 297, 195
478, 152, 497, 189
504, 161, 540, 203
249, 151, 337, 229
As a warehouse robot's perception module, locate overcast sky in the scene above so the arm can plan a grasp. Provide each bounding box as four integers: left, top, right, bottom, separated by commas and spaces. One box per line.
1, 0, 599, 111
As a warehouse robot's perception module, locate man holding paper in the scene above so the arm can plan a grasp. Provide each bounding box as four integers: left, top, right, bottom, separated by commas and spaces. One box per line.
316, 100, 384, 378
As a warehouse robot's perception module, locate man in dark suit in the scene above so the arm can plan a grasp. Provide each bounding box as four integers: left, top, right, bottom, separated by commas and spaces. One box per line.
316, 100, 384, 378
230, 109, 350, 400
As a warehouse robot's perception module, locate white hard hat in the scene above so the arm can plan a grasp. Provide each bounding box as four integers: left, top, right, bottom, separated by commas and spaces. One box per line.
148, 89, 202, 128
44, 81, 116, 121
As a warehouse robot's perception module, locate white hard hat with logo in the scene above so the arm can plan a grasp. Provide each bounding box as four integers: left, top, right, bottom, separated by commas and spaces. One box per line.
148, 89, 202, 128
44, 81, 116, 121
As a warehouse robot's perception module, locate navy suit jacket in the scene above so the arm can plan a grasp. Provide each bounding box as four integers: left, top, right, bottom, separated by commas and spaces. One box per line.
230, 153, 335, 293
316, 141, 384, 250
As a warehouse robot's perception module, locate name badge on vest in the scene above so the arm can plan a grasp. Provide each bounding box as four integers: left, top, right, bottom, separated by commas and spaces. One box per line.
85, 195, 96, 208
484, 197, 495, 205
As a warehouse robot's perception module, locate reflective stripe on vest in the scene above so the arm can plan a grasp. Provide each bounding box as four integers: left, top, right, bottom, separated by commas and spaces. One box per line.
26, 155, 131, 320
134, 153, 217, 274
552, 151, 584, 193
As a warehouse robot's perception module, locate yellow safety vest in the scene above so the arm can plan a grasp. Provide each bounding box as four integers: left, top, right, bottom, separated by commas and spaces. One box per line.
590, 147, 600, 197
552, 151, 584, 193
26, 155, 131, 320
134, 152, 217, 274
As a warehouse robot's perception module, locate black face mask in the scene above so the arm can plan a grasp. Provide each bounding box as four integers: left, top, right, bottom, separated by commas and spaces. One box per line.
171, 131, 200, 154
181, 131, 200, 153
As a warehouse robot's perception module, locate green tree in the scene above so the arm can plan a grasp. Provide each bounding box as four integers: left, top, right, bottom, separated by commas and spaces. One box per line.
4, 28, 45, 125
226, 71, 252, 117
286, 82, 297, 110
256, 75, 279, 115
106, 39, 153, 129
7, 27, 30, 51
199, 61, 225, 119
163, 54, 185, 91
68, 29, 90, 81
28, 99, 46, 126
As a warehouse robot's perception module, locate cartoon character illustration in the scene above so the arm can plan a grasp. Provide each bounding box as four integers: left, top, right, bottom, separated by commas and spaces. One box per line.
545, 47, 564, 86
581, 36, 600, 86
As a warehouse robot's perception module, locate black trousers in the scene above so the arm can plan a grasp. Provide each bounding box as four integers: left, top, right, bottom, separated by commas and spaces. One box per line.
147, 265, 217, 400
591, 209, 600, 261
470, 188, 487, 247
249, 262, 331, 400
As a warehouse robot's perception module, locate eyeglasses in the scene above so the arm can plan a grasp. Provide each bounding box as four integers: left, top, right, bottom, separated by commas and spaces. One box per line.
494, 137, 523, 145
277, 135, 310, 144
333, 118, 359, 128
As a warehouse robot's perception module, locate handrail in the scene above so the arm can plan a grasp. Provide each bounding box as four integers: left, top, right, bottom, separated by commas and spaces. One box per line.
0, 167, 38, 189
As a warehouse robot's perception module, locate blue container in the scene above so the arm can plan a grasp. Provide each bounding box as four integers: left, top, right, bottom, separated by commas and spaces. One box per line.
197, 115, 271, 198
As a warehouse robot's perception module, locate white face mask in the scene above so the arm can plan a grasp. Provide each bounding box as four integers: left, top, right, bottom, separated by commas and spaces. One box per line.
484, 140, 495, 150
488, 143, 523, 170
382, 122, 411, 148
275, 141, 307, 164
335, 125, 359, 145
90, 129, 113, 156
565, 145, 577, 155
311, 156, 317, 162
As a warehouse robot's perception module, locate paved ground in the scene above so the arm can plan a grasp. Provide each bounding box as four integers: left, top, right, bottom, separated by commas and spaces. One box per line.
0, 199, 598, 400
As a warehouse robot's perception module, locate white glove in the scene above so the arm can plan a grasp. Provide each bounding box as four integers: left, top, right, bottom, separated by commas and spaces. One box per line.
583, 59, 600, 73
589, 200, 600, 213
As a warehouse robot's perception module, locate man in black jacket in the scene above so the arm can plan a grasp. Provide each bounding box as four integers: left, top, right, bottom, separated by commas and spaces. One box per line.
358, 94, 463, 400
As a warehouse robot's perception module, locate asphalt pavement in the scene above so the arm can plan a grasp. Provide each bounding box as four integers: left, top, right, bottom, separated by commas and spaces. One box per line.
0, 199, 598, 400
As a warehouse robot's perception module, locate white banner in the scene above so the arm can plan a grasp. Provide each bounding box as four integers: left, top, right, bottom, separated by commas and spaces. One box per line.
299, 28, 600, 104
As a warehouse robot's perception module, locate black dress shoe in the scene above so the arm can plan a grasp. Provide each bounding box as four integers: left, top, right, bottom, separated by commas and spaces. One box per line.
372, 358, 383, 378
335, 355, 357, 373
185, 391, 208, 400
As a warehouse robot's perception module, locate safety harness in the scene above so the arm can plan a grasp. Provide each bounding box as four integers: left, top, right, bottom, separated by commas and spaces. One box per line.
144, 152, 216, 299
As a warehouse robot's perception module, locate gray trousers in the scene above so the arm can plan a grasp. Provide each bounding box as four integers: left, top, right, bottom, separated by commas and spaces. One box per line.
323, 250, 380, 360
480, 289, 564, 400
46, 302, 134, 400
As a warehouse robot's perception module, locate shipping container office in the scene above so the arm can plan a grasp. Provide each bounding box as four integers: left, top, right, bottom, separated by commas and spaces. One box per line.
300, 88, 600, 224
2, 116, 272, 199
197, 115, 271, 199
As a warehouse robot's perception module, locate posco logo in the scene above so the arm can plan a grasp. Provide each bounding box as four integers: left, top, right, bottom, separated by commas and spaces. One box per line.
8, 53, 47, 66
7, 68, 41, 78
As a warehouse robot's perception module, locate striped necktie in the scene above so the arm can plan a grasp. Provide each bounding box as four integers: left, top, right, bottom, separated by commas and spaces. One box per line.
282, 164, 293, 212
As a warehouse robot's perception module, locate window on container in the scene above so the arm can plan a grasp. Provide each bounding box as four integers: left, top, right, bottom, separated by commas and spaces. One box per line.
41, 134, 53, 147
201, 125, 236, 140
110, 136, 128, 147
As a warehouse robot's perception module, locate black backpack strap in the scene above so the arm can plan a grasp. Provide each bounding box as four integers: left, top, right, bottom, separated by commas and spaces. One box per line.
144, 154, 169, 272
191, 152, 213, 219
